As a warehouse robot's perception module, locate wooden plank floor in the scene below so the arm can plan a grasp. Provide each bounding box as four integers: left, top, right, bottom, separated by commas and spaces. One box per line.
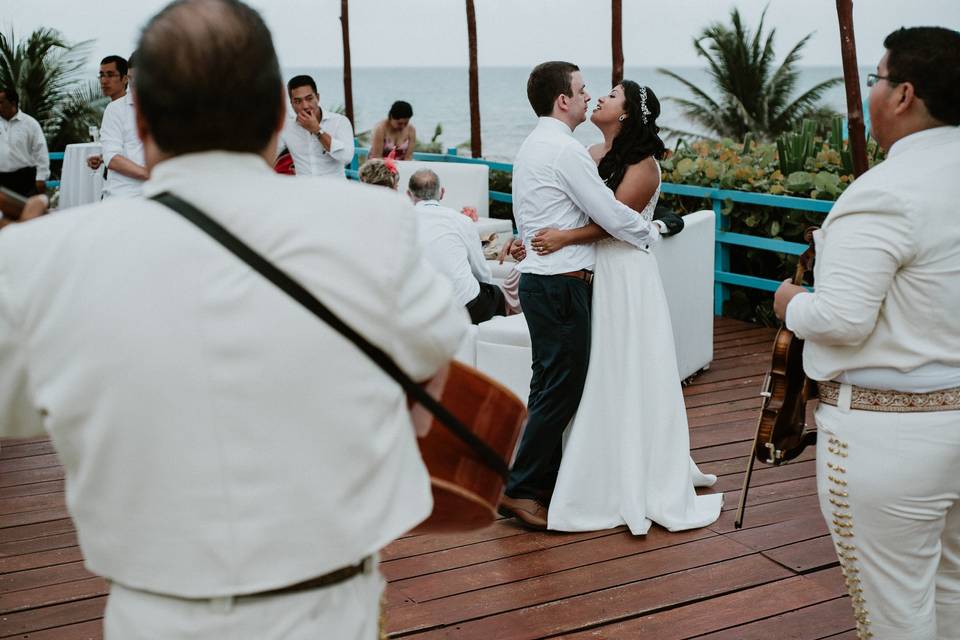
0, 317, 855, 639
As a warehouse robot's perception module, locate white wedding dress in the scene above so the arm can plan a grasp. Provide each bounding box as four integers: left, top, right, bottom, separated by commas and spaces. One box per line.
547, 181, 723, 535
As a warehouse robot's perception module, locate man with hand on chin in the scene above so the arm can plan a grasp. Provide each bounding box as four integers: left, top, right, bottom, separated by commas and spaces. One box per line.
279, 75, 354, 179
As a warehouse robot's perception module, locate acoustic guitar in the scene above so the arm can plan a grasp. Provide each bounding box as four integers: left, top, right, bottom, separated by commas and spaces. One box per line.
411, 361, 527, 534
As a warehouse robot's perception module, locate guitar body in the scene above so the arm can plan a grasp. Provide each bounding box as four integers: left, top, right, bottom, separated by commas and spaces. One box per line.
412, 361, 527, 534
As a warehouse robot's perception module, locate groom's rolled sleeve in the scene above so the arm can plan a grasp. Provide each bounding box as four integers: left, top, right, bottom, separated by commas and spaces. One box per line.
555, 144, 660, 249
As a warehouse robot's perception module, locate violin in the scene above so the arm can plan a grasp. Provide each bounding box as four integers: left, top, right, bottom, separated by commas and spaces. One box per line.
734, 228, 819, 529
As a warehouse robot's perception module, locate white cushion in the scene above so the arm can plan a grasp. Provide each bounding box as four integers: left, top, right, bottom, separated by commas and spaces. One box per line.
474, 218, 513, 236
651, 210, 715, 379
477, 313, 531, 348
395, 160, 489, 219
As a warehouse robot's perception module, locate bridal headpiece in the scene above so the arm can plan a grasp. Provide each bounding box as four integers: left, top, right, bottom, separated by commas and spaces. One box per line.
639, 86, 653, 125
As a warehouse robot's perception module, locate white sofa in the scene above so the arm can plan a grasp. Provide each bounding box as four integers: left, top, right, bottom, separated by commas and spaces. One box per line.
462, 210, 716, 403
395, 160, 512, 236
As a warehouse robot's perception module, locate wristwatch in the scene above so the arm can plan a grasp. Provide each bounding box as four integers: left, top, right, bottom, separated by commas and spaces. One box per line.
315, 128, 326, 138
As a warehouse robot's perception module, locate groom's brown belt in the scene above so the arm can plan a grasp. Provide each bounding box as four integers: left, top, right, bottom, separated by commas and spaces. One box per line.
558, 269, 594, 285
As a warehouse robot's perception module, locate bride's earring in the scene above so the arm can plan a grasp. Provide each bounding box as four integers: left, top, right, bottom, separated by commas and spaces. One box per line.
618, 114, 626, 122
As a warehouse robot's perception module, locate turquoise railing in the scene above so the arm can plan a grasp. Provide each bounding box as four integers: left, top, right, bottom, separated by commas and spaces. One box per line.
350, 144, 833, 315
48, 143, 834, 315
46, 151, 64, 188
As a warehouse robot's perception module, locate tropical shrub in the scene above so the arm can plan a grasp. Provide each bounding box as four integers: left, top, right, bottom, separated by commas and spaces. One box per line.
659, 118, 884, 323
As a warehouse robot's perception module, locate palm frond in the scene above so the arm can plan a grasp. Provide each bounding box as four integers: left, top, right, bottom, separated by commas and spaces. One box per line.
663, 96, 736, 138
656, 67, 723, 112
764, 33, 812, 115
772, 76, 844, 131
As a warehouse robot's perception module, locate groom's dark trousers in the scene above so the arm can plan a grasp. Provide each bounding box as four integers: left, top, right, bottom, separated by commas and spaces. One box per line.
506, 272, 592, 502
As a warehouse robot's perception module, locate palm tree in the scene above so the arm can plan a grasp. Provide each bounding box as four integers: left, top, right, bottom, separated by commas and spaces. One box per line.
339, 0, 354, 130
658, 7, 842, 141
0, 28, 106, 150
466, 0, 481, 158
611, 0, 624, 87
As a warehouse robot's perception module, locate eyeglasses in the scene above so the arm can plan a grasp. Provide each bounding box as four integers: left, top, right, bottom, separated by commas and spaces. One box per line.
98, 72, 122, 79
866, 73, 900, 87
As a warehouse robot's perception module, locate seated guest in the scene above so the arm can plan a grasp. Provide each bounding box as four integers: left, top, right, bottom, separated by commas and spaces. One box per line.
0, 87, 49, 197
369, 101, 416, 160
280, 75, 355, 178
358, 158, 399, 190
100, 51, 148, 198
408, 169, 506, 324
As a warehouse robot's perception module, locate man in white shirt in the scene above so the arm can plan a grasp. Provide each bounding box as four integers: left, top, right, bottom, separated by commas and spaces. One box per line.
279, 75, 354, 178
775, 27, 960, 639
0, 87, 49, 197
86, 55, 129, 172
99, 51, 147, 198
407, 168, 506, 323
0, 1, 467, 637
499, 61, 663, 529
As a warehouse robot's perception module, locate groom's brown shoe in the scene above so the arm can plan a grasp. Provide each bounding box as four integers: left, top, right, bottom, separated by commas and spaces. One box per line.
498, 495, 548, 530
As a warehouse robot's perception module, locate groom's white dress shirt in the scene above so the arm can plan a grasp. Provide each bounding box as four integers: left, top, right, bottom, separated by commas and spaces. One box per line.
512, 117, 660, 275
786, 126, 960, 391
0, 151, 469, 598
414, 199, 494, 306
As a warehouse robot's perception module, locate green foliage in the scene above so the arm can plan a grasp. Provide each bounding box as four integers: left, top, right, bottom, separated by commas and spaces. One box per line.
489, 169, 513, 221
657, 7, 842, 141
659, 120, 885, 324
0, 28, 106, 151
415, 123, 444, 153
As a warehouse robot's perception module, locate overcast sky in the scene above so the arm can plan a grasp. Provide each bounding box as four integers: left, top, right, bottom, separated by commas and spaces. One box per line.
4, 0, 958, 70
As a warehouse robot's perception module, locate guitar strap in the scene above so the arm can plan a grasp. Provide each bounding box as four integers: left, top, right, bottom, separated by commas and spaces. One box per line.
149, 191, 509, 479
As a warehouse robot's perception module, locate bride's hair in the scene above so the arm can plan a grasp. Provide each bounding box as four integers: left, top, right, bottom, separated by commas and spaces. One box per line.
597, 80, 666, 193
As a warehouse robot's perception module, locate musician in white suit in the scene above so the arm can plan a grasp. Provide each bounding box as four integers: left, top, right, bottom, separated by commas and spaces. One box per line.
0, 1, 468, 638
775, 27, 960, 640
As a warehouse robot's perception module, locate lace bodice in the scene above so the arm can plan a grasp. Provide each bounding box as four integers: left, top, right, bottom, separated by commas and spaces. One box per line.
639, 184, 661, 222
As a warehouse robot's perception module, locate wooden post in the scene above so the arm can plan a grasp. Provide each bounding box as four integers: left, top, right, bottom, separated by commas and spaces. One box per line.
466, 0, 482, 158
340, 0, 355, 129
612, 0, 624, 86
835, 0, 868, 177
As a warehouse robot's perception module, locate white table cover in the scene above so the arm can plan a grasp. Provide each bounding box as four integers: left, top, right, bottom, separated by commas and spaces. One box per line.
60, 142, 104, 209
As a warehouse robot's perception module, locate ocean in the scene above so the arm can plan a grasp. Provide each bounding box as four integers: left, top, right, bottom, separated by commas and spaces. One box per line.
285, 65, 871, 161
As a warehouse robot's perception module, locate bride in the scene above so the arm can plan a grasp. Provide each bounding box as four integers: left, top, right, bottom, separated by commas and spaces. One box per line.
529, 82, 723, 535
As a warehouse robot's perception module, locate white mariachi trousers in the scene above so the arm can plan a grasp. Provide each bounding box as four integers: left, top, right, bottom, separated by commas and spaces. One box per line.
103, 564, 382, 640
815, 391, 960, 640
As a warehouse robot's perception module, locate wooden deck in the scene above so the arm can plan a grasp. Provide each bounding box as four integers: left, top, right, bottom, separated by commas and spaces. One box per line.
0, 317, 855, 639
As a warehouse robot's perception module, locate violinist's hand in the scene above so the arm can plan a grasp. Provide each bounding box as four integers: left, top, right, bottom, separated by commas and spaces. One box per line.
774, 279, 806, 321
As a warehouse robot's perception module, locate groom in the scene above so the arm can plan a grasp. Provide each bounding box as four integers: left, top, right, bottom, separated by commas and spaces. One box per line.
499, 61, 667, 529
